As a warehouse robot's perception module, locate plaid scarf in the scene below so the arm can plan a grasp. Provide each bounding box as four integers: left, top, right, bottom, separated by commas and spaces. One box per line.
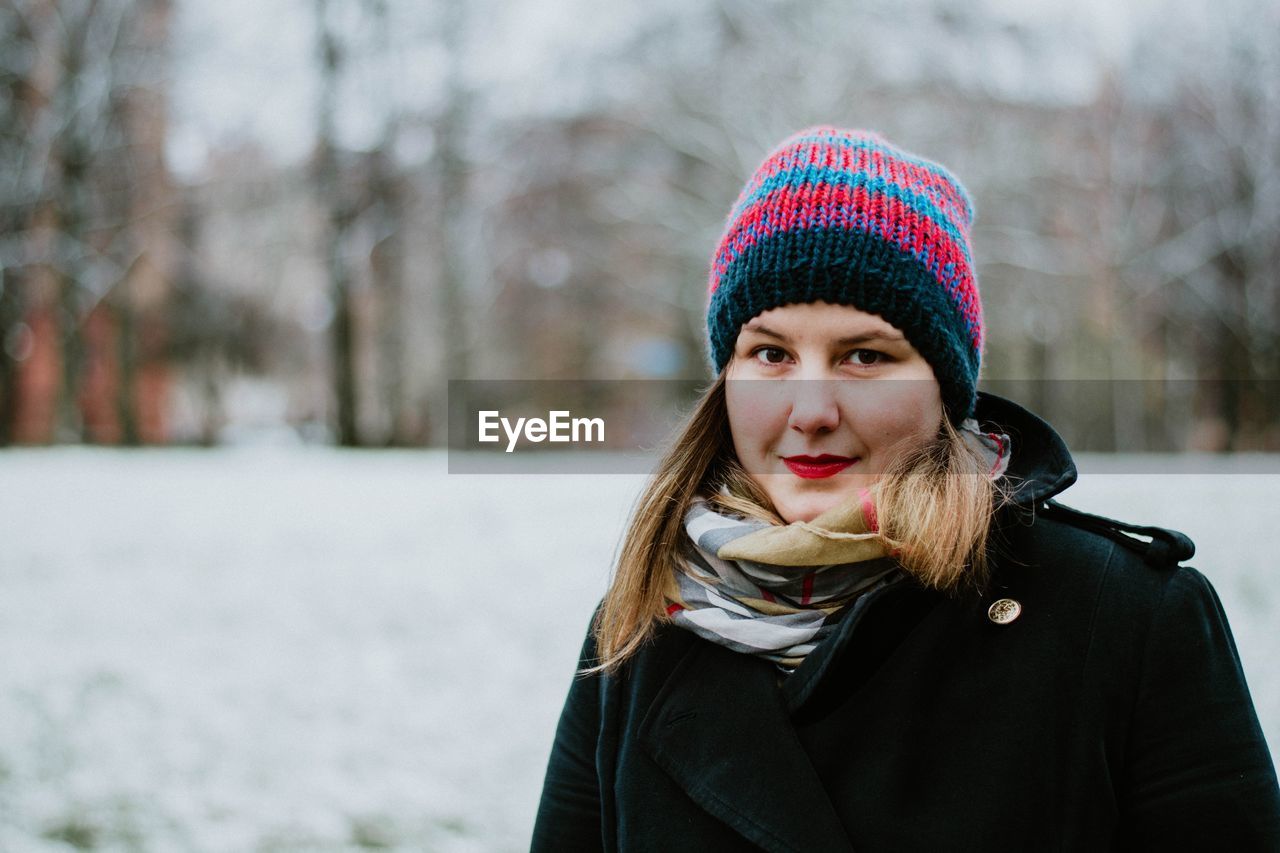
663, 419, 1011, 671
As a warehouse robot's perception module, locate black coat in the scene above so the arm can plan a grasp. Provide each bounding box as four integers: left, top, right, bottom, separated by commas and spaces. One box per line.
531, 393, 1280, 851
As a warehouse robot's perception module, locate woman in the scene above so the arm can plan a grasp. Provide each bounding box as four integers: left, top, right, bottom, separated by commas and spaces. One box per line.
531, 127, 1280, 851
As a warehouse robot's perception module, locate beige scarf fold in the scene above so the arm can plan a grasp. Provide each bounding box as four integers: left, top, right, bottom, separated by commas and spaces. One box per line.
715, 486, 886, 566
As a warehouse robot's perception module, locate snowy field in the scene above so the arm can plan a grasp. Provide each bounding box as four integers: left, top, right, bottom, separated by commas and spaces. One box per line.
1, 448, 1277, 851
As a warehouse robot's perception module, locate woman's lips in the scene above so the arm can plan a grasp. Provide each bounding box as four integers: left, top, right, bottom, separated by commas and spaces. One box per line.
782, 455, 857, 479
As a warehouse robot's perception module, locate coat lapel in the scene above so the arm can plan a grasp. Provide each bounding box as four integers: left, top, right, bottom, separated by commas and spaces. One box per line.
637, 637, 856, 853
780, 576, 946, 719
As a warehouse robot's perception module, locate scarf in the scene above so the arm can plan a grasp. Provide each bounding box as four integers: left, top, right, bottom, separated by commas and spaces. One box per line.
663, 418, 1012, 671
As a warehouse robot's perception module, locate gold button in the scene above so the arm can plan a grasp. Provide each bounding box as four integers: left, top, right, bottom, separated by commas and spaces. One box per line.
988, 598, 1022, 624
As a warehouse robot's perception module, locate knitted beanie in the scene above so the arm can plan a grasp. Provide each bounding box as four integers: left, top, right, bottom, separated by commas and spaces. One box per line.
706, 126, 983, 423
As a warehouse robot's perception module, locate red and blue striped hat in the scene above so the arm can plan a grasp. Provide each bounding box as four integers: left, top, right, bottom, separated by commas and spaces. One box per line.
706, 126, 983, 423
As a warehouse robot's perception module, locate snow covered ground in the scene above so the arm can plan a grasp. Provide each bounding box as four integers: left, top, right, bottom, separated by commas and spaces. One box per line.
1, 448, 1277, 851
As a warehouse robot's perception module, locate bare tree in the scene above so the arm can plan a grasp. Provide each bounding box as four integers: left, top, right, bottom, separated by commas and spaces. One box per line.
1130, 0, 1280, 449
313, 0, 361, 446
0, 0, 172, 444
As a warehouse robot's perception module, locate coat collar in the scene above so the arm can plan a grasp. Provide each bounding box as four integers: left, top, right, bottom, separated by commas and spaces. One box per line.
973, 391, 1077, 507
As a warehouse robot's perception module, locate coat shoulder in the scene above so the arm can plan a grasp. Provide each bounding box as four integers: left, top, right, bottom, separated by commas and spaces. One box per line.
1002, 497, 1194, 569
993, 497, 1203, 621
1039, 498, 1196, 567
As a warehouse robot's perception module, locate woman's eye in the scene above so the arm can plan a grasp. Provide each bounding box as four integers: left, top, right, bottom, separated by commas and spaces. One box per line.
752, 346, 788, 365
847, 349, 883, 366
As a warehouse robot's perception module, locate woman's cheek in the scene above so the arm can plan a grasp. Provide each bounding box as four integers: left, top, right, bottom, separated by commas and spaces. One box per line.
727, 383, 780, 436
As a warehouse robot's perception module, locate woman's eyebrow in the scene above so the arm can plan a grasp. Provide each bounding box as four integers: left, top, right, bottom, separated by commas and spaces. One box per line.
742, 324, 906, 345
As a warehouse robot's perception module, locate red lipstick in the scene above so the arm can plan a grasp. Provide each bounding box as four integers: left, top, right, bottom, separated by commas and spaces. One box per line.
782, 455, 857, 479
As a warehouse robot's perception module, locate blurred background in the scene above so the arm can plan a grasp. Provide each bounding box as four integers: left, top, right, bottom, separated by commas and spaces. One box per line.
2, 0, 1279, 850
0, 0, 1278, 448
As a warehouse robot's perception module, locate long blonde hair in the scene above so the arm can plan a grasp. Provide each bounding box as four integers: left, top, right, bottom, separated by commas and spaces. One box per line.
584, 371, 1014, 675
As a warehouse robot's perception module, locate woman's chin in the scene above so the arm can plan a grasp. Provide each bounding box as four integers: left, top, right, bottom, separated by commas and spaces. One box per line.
751, 472, 874, 524
774, 491, 854, 525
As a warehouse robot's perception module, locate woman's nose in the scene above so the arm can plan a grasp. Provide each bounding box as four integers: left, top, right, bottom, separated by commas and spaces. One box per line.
786, 380, 841, 435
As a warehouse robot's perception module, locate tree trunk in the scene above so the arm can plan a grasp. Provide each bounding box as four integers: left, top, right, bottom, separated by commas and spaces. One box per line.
314, 0, 360, 447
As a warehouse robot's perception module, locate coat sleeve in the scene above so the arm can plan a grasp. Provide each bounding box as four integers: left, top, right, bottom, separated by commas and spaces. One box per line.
531, 605, 607, 852
1117, 565, 1280, 848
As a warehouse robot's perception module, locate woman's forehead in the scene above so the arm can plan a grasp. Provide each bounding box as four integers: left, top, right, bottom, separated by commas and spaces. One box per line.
741, 302, 906, 341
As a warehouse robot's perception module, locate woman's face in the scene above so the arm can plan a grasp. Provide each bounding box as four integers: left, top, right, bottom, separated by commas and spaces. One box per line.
724, 301, 944, 524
